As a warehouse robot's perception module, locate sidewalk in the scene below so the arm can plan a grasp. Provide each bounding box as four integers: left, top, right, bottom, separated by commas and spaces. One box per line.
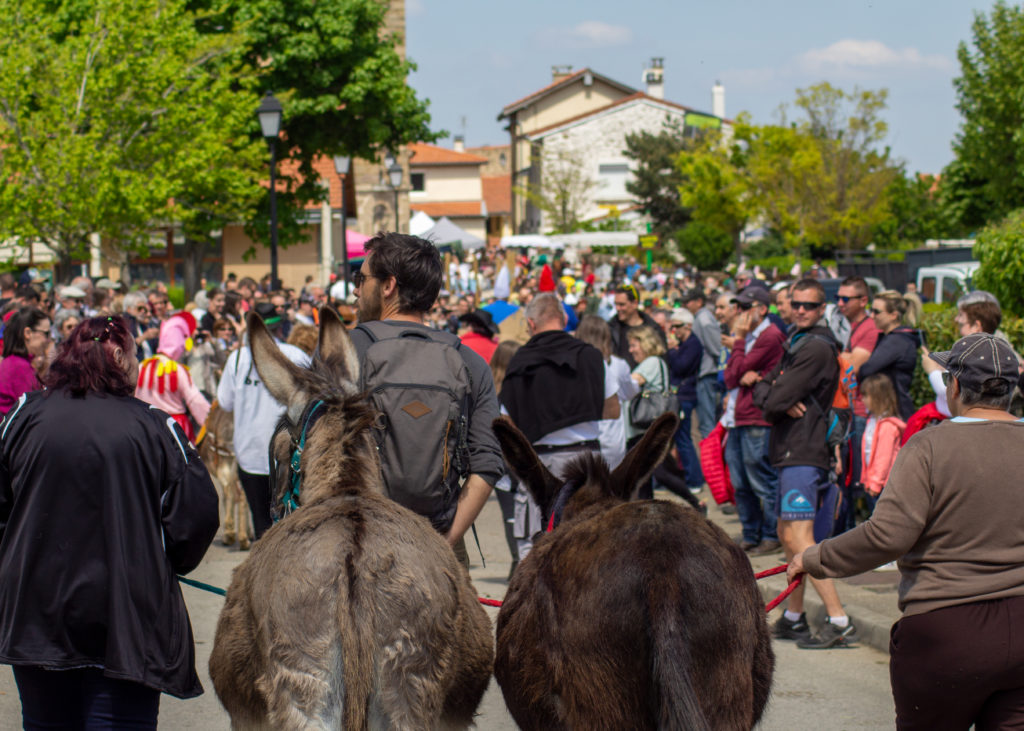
698, 494, 902, 654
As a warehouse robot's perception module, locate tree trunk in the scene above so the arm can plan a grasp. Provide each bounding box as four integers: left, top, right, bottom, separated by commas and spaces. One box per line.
182, 237, 208, 302
54, 248, 74, 285
733, 229, 743, 269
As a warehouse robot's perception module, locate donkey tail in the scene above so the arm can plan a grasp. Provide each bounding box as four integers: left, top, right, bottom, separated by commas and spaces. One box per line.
339, 578, 374, 730
648, 586, 711, 731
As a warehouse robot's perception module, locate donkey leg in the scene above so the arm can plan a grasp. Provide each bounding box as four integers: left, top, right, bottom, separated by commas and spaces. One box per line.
235, 479, 252, 550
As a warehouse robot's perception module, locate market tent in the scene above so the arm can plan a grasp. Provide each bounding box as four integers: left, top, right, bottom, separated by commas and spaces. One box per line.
499, 234, 563, 249
421, 217, 485, 250
409, 210, 435, 237
342, 229, 371, 259
555, 232, 638, 248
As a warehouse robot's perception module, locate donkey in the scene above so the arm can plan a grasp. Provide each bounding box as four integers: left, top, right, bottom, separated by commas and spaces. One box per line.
198, 401, 252, 550
492, 414, 774, 731
209, 309, 494, 730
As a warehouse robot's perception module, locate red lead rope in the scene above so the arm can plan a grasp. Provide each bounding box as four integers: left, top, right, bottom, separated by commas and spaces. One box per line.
478, 564, 804, 613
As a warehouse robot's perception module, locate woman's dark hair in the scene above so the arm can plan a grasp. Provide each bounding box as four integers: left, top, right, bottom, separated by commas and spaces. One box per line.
223, 290, 243, 318
45, 316, 136, 397
3, 307, 49, 358
365, 231, 443, 313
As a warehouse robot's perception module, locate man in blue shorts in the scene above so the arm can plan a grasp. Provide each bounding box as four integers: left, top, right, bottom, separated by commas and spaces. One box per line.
752, 278, 856, 649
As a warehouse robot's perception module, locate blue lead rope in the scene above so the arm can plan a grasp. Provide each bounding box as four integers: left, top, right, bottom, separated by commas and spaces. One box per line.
177, 575, 227, 596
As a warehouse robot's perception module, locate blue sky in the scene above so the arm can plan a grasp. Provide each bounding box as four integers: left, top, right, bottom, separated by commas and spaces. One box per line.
406, 0, 995, 175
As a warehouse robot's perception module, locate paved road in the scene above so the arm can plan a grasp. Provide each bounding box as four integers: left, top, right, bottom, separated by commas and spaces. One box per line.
0, 490, 894, 729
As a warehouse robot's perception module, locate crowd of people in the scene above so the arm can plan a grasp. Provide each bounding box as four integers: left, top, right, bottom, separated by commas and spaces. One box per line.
0, 238, 1020, 726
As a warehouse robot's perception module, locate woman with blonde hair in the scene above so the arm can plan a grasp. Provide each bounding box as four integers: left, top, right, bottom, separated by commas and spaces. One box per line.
860, 290, 921, 420
577, 315, 637, 469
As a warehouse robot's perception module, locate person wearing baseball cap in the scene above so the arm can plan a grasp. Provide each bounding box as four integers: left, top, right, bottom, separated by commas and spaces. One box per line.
790, 332, 1024, 728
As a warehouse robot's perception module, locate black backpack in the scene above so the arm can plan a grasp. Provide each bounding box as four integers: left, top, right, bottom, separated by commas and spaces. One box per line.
356, 322, 472, 533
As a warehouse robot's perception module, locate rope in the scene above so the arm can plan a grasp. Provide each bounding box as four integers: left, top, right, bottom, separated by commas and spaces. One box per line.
477, 564, 805, 612
177, 575, 227, 596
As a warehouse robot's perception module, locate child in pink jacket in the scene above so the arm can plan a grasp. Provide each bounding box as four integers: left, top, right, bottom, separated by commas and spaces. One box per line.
860, 374, 907, 500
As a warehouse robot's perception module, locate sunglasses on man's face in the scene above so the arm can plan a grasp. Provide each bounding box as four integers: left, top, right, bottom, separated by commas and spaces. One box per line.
791, 301, 823, 311
871, 308, 885, 315
836, 295, 864, 303
737, 302, 753, 311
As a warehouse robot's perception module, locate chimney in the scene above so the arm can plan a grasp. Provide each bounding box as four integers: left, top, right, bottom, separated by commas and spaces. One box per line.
551, 64, 573, 83
643, 57, 664, 99
453, 135, 465, 153
712, 81, 726, 119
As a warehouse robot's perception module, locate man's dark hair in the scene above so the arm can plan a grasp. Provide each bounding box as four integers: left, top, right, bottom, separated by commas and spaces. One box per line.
206, 286, 224, 299
15, 285, 39, 303
840, 276, 869, 298
617, 284, 640, 302
961, 301, 1002, 334
365, 232, 443, 313
958, 377, 1013, 410
792, 278, 826, 302
0, 273, 15, 292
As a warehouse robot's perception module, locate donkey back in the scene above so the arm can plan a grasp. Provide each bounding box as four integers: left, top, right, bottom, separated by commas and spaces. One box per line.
493, 415, 774, 730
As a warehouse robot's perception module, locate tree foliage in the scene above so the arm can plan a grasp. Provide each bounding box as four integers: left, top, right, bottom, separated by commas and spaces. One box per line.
674, 221, 733, 271
0, 0, 263, 281
946, 1, 1024, 230
623, 121, 692, 237
872, 169, 960, 248
972, 208, 1024, 317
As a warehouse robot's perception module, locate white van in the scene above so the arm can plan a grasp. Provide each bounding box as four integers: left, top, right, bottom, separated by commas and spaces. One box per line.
916, 262, 980, 305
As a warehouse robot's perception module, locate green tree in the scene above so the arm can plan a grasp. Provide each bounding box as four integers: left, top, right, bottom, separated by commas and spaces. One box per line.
872, 169, 960, 248
674, 221, 733, 270
677, 128, 753, 267
946, 1, 1024, 230
0, 0, 263, 283
623, 121, 692, 237
194, 0, 439, 249
972, 208, 1024, 317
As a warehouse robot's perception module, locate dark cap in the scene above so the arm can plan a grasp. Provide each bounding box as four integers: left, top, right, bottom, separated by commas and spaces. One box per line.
459, 309, 499, 339
254, 301, 283, 327
680, 287, 704, 304
928, 333, 1018, 389
736, 287, 771, 306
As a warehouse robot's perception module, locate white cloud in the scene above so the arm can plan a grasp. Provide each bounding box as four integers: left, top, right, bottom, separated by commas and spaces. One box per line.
535, 21, 633, 49
798, 40, 955, 74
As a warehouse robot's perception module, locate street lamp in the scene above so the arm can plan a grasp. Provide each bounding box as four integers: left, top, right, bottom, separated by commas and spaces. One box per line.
257, 91, 283, 290
387, 162, 403, 233
333, 155, 351, 295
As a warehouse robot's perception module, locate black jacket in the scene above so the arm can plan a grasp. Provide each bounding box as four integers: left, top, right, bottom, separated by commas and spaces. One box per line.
0, 390, 219, 698
500, 330, 605, 443
859, 326, 921, 421
753, 324, 840, 470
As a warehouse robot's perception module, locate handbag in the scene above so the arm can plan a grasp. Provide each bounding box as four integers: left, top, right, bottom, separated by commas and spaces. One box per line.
628, 359, 677, 430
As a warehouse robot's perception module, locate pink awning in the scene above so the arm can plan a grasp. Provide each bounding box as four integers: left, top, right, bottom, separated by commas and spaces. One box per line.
343, 230, 370, 259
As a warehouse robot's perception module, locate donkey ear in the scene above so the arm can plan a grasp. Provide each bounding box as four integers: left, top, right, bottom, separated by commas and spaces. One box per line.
609, 412, 679, 500
247, 312, 307, 423
315, 307, 360, 382
492, 417, 561, 517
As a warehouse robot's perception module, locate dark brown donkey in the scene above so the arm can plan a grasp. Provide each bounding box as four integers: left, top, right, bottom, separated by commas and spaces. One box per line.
492, 414, 774, 731
209, 309, 493, 730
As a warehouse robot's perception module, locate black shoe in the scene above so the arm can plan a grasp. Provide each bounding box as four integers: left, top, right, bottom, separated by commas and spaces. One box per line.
773, 612, 811, 641
720, 503, 737, 515
797, 618, 857, 649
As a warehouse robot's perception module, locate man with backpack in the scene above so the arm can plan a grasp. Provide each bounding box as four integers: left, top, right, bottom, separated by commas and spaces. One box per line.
752, 278, 856, 649
348, 232, 504, 567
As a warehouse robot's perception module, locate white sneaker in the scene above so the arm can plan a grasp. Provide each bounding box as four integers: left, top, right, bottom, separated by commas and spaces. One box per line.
873, 561, 898, 571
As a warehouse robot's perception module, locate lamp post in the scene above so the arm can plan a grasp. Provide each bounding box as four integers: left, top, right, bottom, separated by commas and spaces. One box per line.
387, 162, 403, 233
333, 155, 351, 295
257, 92, 283, 290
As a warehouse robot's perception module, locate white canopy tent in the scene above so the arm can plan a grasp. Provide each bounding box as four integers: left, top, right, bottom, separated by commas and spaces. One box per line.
500, 231, 639, 249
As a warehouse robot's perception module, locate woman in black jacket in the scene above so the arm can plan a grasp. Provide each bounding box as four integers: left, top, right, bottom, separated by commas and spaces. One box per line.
859, 291, 921, 420
0, 316, 219, 729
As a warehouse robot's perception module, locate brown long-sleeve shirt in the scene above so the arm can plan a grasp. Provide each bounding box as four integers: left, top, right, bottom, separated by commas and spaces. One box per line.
804, 418, 1024, 617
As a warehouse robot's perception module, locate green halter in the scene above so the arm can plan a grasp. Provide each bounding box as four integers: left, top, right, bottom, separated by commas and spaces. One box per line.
279, 399, 326, 517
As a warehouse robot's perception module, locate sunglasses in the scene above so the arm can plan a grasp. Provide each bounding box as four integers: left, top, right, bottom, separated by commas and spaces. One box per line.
836, 295, 864, 303
871, 307, 885, 315
941, 371, 953, 387
737, 302, 754, 311
791, 300, 823, 311
353, 271, 373, 288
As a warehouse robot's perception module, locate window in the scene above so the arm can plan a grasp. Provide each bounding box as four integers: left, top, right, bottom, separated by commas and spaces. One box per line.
598, 162, 630, 200
410, 172, 425, 192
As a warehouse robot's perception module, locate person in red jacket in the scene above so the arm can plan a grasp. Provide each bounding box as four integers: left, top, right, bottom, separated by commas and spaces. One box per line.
723, 286, 786, 554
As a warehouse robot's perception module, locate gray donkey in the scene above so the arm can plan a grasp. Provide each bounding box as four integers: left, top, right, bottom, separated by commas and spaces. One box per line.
492, 414, 774, 731
209, 309, 494, 730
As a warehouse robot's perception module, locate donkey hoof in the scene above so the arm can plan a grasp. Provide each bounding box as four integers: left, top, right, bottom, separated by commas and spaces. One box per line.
221, 533, 237, 547
238, 540, 251, 551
